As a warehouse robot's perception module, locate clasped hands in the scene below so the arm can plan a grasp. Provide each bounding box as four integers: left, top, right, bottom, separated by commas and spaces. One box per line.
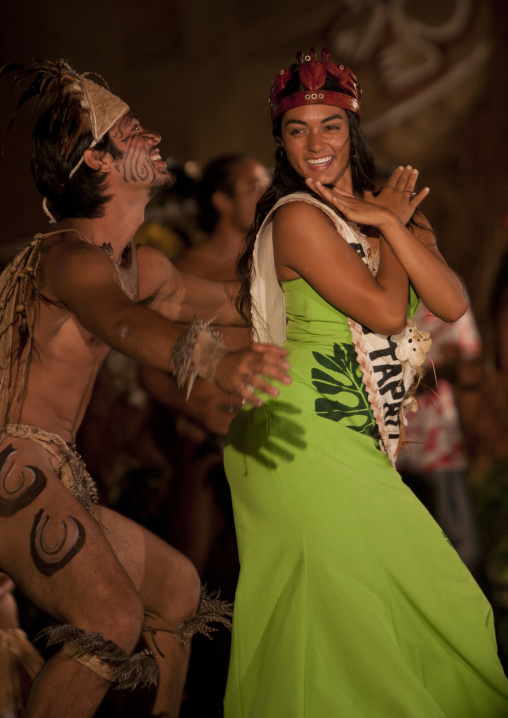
306, 165, 429, 227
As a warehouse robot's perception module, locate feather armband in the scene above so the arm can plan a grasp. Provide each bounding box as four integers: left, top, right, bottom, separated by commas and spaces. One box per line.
171, 318, 229, 398
37, 625, 158, 690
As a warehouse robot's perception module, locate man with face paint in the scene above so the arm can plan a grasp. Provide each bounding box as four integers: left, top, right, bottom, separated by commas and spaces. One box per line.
0, 60, 291, 717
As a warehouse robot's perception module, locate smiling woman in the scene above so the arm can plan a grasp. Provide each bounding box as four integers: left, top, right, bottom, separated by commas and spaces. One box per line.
223, 48, 508, 718
280, 106, 352, 190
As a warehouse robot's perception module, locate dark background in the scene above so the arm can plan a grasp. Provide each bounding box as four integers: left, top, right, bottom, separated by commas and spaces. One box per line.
1, 0, 507, 337
2, 1, 508, 714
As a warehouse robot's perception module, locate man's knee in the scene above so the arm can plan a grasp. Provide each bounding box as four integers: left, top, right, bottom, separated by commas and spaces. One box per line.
108, 588, 145, 652
44, 569, 145, 658
143, 542, 233, 655
167, 552, 201, 622
39, 618, 158, 691
38, 587, 156, 690
145, 547, 201, 627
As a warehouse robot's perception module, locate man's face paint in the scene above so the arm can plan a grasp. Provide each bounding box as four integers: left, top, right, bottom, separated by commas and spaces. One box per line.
108, 111, 170, 188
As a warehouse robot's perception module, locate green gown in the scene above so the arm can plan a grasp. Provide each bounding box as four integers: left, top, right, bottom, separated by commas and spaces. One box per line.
224, 272, 508, 716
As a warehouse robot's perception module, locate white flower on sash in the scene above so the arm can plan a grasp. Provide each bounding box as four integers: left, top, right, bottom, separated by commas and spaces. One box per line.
392, 320, 432, 368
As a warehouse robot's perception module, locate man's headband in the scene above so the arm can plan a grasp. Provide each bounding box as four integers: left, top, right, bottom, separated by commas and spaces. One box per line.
69, 75, 129, 176
269, 48, 361, 124
1, 59, 129, 219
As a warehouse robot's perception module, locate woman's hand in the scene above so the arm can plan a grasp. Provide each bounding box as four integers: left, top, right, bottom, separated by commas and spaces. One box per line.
365, 166, 429, 226
306, 178, 394, 230
306, 166, 428, 228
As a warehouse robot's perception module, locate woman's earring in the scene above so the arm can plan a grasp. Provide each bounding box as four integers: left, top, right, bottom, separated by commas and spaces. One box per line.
351, 148, 357, 162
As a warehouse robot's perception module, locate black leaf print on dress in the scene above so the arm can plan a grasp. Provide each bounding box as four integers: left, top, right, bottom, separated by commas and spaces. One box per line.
311, 343, 375, 434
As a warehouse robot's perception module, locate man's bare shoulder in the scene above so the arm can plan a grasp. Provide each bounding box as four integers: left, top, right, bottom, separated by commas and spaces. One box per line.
40, 231, 106, 266
38, 230, 87, 254
37, 232, 114, 301
136, 243, 179, 302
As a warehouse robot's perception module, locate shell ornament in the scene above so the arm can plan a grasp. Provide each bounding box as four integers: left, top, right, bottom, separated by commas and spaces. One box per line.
392, 320, 432, 368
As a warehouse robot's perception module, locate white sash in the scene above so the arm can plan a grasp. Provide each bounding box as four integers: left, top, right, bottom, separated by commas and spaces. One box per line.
250, 191, 429, 467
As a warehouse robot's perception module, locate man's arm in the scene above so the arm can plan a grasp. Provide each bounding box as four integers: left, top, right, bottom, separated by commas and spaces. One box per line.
137, 244, 244, 326
139, 364, 239, 436
47, 240, 290, 404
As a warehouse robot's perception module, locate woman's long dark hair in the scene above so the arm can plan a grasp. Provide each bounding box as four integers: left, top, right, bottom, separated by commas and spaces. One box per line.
235, 70, 376, 323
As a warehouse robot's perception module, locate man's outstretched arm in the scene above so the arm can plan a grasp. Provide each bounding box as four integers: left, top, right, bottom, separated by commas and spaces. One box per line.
137, 243, 244, 326
48, 240, 290, 405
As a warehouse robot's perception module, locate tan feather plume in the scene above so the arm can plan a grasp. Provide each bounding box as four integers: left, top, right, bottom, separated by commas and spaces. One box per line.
0, 59, 93, 157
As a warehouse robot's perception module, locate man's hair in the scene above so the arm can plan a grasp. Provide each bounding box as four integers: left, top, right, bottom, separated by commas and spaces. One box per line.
30, 107, 123, 222
196, 153, 248, 233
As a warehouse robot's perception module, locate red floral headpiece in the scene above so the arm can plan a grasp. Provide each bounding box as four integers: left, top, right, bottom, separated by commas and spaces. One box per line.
269, 48, 361, 124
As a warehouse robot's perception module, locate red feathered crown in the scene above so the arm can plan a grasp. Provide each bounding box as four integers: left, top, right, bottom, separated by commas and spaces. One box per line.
269, 48, 361, 123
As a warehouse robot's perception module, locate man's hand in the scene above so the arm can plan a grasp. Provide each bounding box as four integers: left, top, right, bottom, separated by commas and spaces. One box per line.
213, 344, 291, 407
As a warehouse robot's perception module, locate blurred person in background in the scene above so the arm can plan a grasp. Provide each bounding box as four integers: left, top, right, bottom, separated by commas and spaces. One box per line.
0, 573, 44, 718
468, 243, 508, 668
490, 248, 508, 376
396, 299, 483, 572
140, 153, 269, 573
139, 154, 269, 716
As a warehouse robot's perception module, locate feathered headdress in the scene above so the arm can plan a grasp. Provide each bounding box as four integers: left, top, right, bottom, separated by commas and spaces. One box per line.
0, 59, 129, 220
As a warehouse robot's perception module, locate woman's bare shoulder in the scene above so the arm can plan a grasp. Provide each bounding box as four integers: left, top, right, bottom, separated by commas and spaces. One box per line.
273, 198, 336, 236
